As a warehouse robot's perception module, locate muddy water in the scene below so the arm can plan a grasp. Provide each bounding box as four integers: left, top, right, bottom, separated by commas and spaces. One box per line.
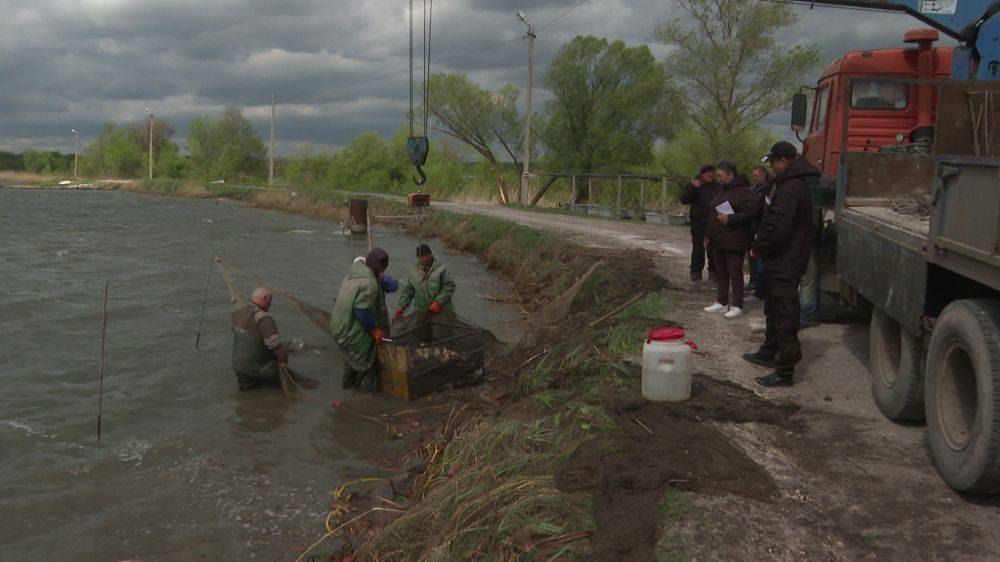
0, 189, 522, 561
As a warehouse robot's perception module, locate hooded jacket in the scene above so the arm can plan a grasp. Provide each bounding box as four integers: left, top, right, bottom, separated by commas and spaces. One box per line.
705, 175, 761, 252
753, 158, 820, 291
398, 259, 455, 313
679, 179, 722, 231
330, 258, 380, 371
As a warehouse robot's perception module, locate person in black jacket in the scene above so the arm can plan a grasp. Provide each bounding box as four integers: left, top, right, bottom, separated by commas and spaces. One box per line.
679, 164, 721, 282
703, 161, 761, 319
743, 142, 819, 388
748, 165, 771, 300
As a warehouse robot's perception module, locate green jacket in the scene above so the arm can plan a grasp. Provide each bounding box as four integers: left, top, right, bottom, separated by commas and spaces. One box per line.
398, 260, 455, 312
330, 258, 379, 371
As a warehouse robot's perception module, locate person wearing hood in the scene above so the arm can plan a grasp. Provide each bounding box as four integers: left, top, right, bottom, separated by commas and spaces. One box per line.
703, 161, 761, 319
744, 141, 820, 388
680, 164, 722, 282
396, 244, 455, 319
330, 247, 395, 391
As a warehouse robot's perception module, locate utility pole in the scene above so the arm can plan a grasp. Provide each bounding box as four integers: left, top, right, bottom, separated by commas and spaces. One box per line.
517, 10, 535, 206
71, 128, 79, 180
145, 106, 154, 179
269, 94, 275, 187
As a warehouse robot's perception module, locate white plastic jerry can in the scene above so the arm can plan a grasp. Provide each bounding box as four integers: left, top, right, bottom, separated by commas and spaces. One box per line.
642, 327, 696, 402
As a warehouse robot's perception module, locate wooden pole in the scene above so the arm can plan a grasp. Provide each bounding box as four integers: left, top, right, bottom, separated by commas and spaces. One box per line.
639, 180, 646, 219
367, 207, 374, 251
148, 112, 154, 180
519, 27, 535, 205
97, 281, 109, 442
661, 177, 667, 215
269, 94, 276, 187
195, 256, 214, 350
616, 175, 623, 219
588, 176, 593, 204
570, 174, 577, 205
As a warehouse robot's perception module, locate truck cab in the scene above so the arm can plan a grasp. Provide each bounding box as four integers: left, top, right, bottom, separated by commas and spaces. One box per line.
801, 29, 953, 175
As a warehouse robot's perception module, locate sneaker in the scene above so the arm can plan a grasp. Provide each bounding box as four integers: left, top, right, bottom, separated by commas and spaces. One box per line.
704, 302, 727, 312
742, 352, 776, 369
724, 307, 743, 319
755, 372, 794, 388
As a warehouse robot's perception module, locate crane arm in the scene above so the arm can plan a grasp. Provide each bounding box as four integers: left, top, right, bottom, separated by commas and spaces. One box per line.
787, 0, 1000, 80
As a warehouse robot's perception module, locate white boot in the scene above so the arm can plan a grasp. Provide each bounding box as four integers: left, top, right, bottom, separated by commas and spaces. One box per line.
724, 306, 744, 319
704, 302, 727, 313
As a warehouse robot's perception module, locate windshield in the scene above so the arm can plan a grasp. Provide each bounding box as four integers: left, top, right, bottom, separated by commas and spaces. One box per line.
851, 81, 908, 110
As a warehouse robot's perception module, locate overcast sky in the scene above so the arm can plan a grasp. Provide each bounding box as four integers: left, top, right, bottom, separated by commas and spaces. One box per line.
0, 0, 938, 155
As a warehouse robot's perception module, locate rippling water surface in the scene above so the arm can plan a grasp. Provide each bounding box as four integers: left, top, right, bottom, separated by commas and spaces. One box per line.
0, 189, 521, 560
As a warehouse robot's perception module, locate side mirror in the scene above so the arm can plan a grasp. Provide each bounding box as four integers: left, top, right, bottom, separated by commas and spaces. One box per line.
791, 93, 808, 132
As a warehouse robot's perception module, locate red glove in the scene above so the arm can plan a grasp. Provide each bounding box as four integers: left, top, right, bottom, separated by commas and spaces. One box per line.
395, 306, 405, 319
429, 301, 442, 315
371, 328, 386, 346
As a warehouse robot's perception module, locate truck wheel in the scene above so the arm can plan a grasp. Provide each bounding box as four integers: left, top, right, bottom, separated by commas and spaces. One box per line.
926, 300, 1000, 493
869, 306, 925, 421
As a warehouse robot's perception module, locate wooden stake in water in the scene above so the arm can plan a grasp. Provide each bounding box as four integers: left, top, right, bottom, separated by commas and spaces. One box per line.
195, 256, 215, 350
367, 207, 374, 251
97, 281, 109, 442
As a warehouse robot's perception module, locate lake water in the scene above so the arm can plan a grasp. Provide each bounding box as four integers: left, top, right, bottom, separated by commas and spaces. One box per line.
0, 188, 522, 560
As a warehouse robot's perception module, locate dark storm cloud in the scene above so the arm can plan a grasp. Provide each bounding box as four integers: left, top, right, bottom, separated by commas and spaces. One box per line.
0, 0, 942, 154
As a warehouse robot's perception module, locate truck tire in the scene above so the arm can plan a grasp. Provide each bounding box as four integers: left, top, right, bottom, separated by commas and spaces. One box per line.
869, 306, 925, 421
926, 299, 1000, 493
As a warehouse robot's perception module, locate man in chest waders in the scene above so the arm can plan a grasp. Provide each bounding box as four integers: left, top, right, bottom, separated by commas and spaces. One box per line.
231, 286, 290, 390
395, 244, 455, 320
331, 248, 394, 392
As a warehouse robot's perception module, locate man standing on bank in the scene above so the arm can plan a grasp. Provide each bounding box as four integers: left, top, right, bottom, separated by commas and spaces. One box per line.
744, 141, 819, 387
231, 286, 289, 391
703, 161, 760, 319
680, 165, 722, 282
396, 244, 456, 319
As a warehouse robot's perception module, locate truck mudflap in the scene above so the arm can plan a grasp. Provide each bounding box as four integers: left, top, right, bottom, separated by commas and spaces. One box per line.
838, 209, 927, 335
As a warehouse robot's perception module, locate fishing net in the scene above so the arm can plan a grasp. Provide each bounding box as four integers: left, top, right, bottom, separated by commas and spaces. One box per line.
215, 258, 489, 399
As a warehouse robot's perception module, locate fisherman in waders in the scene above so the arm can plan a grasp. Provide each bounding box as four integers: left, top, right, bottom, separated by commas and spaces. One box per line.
395, 244, 456, 320
231, 286, 289, 390
331, 248, 394, 392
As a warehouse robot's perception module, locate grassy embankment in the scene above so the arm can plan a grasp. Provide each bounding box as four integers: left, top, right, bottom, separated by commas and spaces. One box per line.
119, 177, 690, 560
0, 171, 73, 185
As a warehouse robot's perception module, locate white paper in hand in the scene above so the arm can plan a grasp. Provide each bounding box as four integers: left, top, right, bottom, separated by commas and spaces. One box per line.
715, 201, 735, 215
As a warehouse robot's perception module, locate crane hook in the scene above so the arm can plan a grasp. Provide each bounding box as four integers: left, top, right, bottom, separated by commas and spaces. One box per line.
413, 165, 427, 186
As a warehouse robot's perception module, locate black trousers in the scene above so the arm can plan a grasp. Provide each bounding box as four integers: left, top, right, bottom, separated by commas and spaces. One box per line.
690, 227, 715, 278
712, 249, 745, 308
758, 282, 802, 376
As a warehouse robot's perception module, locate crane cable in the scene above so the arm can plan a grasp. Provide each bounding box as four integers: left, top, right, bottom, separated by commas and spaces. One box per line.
408, 0, 433, 185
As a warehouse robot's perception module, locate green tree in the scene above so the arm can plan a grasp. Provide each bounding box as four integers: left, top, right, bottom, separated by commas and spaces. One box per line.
540, 36, 677, 181
281, 147, 335, 187
653, 0, 821, 168
426, 73, 522, 204
187, 107, 267, 181
80, 124, 145, 177
329, 131, 396, 190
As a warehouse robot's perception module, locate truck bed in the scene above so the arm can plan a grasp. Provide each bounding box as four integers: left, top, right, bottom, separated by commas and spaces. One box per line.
848, 206, 930, 239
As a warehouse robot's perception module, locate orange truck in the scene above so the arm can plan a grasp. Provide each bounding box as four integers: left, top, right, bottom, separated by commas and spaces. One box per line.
788, 0, 1000, 494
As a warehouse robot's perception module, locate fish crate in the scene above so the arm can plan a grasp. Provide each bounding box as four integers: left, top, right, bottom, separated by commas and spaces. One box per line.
378, 315, 486, 400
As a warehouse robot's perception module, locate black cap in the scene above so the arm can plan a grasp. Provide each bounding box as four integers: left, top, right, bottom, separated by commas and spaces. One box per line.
763, 141, 797, 162
698, 164, 716, 175
416, 243, 433, 257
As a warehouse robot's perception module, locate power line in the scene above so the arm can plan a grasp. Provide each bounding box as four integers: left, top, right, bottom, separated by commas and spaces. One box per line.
539, 0, 592, 31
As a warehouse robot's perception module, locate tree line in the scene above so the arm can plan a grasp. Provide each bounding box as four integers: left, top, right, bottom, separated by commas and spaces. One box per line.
4, 0, 820, 200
